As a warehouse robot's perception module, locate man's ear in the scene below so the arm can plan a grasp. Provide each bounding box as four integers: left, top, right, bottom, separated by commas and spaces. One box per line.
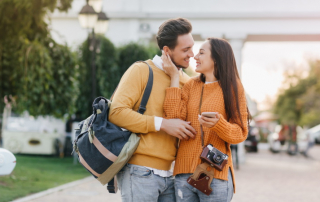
162, 46, 171, 54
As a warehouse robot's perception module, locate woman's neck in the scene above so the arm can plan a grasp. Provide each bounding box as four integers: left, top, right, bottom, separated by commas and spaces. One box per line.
204, 73, 218, 82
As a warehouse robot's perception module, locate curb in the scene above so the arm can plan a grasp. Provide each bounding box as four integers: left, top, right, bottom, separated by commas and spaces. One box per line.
12, 176, 94, 202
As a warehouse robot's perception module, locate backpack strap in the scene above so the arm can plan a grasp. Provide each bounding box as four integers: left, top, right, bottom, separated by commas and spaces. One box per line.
137, 61, 153, 114
107, 61, 153, 193
107, 177, 117, 193
110, 61, 153, 111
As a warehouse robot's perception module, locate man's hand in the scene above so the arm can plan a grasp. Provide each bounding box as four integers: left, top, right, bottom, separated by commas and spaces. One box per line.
160, 119, 197, 140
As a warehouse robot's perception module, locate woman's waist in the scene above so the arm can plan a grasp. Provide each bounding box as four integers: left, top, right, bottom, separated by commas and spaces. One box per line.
178, 135, 230, 153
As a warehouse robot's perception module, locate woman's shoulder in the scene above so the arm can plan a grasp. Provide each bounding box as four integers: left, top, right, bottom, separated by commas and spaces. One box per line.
190, 76, 202, 84
184, 76, 202, 87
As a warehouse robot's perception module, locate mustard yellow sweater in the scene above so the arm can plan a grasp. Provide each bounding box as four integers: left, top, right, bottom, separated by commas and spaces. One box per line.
163, 77, 248, 192
109, 60, 190, 170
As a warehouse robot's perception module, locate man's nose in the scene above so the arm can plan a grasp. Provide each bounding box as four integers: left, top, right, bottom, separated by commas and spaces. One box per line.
188, 50, 194, 58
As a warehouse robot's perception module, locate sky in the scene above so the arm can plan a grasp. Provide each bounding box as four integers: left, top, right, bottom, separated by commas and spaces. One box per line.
190, 41, 320, 111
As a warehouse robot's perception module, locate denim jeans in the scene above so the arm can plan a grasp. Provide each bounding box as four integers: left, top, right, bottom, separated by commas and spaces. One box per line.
116, 164, 175, 202
174, 169, 233, 202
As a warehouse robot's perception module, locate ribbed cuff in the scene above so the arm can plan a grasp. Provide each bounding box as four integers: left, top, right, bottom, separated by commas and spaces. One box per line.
210, 115, 229, 135
165, 87, 181, 100
147, 115, 157, 132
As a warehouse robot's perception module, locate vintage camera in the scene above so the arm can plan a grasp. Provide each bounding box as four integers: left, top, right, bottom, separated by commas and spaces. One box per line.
200, 144, 228, 171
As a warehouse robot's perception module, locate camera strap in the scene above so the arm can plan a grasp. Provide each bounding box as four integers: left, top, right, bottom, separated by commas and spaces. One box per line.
198, 83, 228, 150
199, 85, 205, 147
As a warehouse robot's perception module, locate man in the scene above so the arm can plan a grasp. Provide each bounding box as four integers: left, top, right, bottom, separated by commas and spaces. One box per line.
109, 18, 196, 202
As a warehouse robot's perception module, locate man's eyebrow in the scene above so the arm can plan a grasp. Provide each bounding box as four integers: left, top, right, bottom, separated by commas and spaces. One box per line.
200, 49, 205, 51
182, 46, 192, 49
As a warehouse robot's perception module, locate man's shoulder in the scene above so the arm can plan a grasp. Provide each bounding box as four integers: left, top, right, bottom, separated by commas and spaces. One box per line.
127, 60, 152, 73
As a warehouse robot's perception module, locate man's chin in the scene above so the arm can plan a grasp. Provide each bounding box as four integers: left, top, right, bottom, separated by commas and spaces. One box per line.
176, 63, 189, 69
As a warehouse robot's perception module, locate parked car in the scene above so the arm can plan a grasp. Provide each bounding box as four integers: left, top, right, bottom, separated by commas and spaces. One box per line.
303, 124, 320, 144
245, 126, 260, 152
268, 125, 308, 154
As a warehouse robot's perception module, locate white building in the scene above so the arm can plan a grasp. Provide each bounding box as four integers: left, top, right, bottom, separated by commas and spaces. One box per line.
51, 0, 320, 75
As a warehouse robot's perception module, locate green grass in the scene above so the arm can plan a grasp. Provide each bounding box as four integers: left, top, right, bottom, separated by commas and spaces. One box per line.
0, 155, 90, 202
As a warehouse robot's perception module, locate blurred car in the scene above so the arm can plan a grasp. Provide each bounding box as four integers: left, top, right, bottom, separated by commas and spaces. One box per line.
268, 125, 307, 154
303, 124, 320, 144
245, 126, 260, 152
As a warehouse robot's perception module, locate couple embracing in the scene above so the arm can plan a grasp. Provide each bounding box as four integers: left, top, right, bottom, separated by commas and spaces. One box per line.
109, 18, 250, 202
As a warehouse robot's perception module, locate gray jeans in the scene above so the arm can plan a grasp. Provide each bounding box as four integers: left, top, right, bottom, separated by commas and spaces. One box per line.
174, 169, 234, 202
116, 164, 175, 202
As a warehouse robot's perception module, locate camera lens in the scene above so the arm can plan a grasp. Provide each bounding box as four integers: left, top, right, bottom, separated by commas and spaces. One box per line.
214, 155, 222, 163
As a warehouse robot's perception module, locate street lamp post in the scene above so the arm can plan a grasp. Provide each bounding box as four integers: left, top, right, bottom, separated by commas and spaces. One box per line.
78, 0, 109, 100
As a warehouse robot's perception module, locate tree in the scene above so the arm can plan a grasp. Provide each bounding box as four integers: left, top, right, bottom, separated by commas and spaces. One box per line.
0, 0, 76, 117
274, 60, 320, 127
75, 35, 117, 118
75, 41, 162, 118
117, 42, 160, 76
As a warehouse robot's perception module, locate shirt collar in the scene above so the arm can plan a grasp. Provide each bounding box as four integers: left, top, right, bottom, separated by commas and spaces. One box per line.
152, 55, 163, 71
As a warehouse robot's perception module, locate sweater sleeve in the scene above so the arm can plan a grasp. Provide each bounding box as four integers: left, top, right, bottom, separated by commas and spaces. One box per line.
210, 87, 249, 144
163, 79, 192, 121
109, 63, 156, 134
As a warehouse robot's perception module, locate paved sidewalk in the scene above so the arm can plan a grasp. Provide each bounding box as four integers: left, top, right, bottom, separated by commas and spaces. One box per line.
232, 145, 320, 202
16, 144, 320, 202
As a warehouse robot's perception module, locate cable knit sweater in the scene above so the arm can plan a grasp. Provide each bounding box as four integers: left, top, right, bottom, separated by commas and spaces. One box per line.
163, 77, 248, 192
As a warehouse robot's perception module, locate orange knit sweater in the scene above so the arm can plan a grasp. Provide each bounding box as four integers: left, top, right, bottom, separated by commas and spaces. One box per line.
163, 77, 248, 192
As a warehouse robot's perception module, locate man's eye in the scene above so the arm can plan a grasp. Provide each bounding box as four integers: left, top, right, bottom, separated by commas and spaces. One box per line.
184, 50, 188, 52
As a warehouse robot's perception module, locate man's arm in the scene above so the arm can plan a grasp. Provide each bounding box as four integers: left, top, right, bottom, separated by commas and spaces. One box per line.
109, 62, 196, 139
109, 63, 156, 134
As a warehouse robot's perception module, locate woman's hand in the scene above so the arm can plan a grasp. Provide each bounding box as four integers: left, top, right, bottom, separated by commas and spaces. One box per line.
161, 51, 180, 87
161, 51, 179, 78
198, 114, 220, 128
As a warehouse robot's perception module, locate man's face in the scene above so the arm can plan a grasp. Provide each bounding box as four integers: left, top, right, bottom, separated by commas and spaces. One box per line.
168, 33, 194, 69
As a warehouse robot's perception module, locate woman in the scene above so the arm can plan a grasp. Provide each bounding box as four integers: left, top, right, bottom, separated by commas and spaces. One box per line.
162, 37, 250, 202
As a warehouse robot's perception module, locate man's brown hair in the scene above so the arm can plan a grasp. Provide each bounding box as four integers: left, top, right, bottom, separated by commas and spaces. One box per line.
156, 18, 192, 50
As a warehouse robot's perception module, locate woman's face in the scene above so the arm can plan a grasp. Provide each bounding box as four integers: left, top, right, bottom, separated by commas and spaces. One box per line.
194, 40, 215, 74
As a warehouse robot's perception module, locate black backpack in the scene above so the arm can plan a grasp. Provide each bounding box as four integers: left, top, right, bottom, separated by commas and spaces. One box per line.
73, 61, 153, 193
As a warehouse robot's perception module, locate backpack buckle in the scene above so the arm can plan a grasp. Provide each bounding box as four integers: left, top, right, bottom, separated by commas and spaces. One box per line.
138, 106, 146, 114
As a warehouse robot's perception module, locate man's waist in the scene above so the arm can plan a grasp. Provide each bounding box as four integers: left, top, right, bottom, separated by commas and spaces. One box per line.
128, 153, 174, 171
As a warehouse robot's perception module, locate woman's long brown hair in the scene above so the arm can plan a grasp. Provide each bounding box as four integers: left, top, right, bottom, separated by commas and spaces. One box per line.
200, 37, 251, 127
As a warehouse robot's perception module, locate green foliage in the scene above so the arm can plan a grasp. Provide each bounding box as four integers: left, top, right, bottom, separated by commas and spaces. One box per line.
274, 60, 320, 127
0, 0, 76, 117
97, 36, 118, 98
0, 0, 162, 118
75, 35, 117, 118
76, 40, 161, 118
117, 42, 159, 76
0, 0, 72, 43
